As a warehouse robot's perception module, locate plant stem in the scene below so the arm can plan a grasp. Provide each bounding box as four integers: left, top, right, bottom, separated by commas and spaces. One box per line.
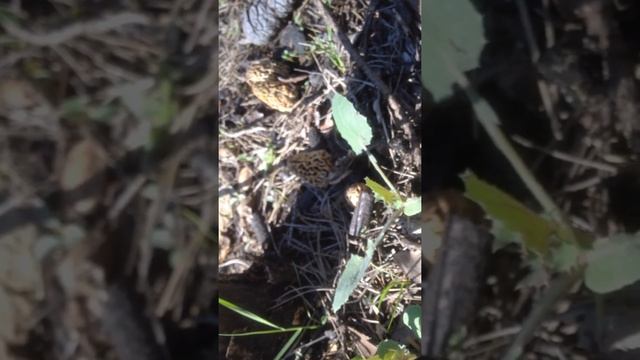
367, 151, 400, 196
435, 47, 574, 241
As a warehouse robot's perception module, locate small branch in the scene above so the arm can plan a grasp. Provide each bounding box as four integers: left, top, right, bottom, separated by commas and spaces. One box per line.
515, 0, 563, 140
1, 12, 150, 47
512, 135, 618, 173
501, 271, 581, 360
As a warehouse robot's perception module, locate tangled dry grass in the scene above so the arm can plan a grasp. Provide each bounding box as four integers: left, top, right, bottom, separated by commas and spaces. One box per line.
0, 1, 217, 358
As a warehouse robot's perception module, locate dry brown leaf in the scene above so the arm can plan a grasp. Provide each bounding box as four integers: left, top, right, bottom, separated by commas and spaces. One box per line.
0, 225, 43, 297
0, 79, 41, 110
237, 166, 254, 190
60, 138, 108, 214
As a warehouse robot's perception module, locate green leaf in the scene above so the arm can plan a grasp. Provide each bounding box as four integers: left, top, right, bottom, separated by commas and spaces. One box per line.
585, 233, 640, 294
351, 340, 416, 360
146, 79, 177, 128
463, 173, 555, 255
402, 305, 422, 339
331, 93, 373, 155
403, 197, 421, 216
365, 177, 401, 207
422, 0, 486, 101
549, 241, 581, 272
274, 328, 303, 360
378, 340, 416, 360
332, 255, 368, 312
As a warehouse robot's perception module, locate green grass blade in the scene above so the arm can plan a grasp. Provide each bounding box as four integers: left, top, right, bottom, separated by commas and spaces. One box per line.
219, 324, 320, 337
274, 328, 304, 360
219, 297, 284, 330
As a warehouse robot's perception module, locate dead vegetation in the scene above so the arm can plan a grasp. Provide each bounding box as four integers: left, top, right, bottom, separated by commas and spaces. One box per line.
0, 1, 216, 359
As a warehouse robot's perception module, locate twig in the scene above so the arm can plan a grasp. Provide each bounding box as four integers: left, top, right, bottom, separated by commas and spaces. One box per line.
515, 0, 541, 62
500, 271, 581, 360
184, 0, 215, 53
562, 176, 602, 192
1, 12, 150, 47
512, 135, 618, 173
463, 326, 522, 348
542, 0, 555, 48
515, 0, 563, 140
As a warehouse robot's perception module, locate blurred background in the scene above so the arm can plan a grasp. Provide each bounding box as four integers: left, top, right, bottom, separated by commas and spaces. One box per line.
0, 1, 217, 359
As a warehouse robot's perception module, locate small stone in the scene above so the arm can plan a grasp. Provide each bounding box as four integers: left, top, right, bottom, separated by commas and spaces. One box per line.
542, 320, 560, 332
559, 323, 578, 335
554, 300, 571, 314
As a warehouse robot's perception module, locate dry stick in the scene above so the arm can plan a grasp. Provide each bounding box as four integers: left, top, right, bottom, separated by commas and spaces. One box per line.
512, 135, 618, 173
184, 0, 215, 52
500, 271, 582, 360
542, 0, 556, 48
515, 0, 563, 140
1, 12, 150, 46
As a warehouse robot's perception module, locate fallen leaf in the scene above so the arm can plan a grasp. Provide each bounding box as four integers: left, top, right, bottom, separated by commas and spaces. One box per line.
60, 138, 108, 214
0, 79, 41, 110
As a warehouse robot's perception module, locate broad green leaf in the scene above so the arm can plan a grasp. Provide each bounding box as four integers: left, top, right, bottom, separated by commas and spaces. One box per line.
585, 233, 640, 294
403, 197, 421, 216
331, 93, 373, 155
402, 305, 422, 339
365, 177, 400, 207
332, 254, 368, 312
463, 173, 554, 255
422, 0, 486, 100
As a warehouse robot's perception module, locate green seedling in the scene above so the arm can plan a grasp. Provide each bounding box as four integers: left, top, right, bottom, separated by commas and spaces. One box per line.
330, 93, 420, 312
219, 297, 324, 360
304, 28, 346, 74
